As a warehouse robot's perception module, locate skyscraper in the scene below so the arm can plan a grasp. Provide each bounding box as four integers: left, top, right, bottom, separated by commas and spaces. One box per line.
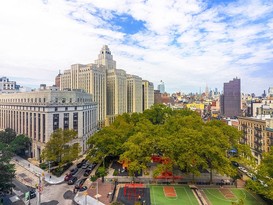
106, 68, 127, 123
142, 80, 154, 111
60, 63, 106, 127
60, 45, 154, 126
157, 80, 165, 93
221, 78, 241, 118
127, 74, 142, 113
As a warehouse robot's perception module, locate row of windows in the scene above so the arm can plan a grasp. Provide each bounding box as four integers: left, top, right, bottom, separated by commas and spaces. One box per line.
0, 110, 46, 143
0, 96, 92, 103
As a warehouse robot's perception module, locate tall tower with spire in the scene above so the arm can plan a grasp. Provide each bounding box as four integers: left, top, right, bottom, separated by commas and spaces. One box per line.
95, 45, 116, 70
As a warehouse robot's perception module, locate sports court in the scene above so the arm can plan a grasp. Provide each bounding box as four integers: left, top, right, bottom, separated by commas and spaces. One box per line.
117, 184, 267, 205
149, 185, 199, 205
203, 188, 267, 205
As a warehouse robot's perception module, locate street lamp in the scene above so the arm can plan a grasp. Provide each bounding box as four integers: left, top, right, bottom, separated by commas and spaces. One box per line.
92, 181, 99, 201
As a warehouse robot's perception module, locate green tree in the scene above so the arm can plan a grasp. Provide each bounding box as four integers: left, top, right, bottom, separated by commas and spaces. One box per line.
96, 167, 107, 182
41, 129, 80, 166
0, 128, 16, 144
0, 142, 15, 192
247, 148, 273, 200
143, 104, 172, 124
87, 114, 135, 165
10, 134, 31, 156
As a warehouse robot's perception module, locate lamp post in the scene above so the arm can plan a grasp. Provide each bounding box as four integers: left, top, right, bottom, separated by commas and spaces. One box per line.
92, 181, 99, 202
83, 191, 88, 205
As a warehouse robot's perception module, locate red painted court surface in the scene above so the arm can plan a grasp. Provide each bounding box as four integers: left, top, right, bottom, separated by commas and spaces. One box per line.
163, 186, 177, 197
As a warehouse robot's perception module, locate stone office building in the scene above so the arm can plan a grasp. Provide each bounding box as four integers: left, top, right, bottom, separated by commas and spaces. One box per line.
0, 86, 97, 160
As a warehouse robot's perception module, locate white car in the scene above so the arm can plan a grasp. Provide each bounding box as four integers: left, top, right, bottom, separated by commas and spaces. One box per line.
238, 166, 247, 173
258, 179, 268, 187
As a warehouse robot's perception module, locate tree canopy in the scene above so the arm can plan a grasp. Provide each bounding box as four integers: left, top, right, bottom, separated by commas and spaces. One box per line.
87, 104, 248, 182
0, 142, 15, 192
0, 128, 30, 192
246, 148, 273, 200
41, 129, 80, 166
0, 128, 16, 144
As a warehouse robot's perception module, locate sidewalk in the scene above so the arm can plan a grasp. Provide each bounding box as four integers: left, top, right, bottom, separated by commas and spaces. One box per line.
12, 156, 64, 185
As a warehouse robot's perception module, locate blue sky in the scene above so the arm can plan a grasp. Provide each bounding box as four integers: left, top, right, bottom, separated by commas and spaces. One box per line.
0, 0, 273, 95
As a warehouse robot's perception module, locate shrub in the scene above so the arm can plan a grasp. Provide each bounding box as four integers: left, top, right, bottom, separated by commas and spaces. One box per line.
39, 163, 47, 170
113, 170, 118, 176
90, 175, 98, 182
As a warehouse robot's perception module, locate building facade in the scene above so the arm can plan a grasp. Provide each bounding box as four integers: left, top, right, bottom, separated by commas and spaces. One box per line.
238, 116, 273, 164
142, 80, 154, 111
157, 80, 165, 94
60, 45, 154, 126
0, 87, 97, 160
0, 77, 19, 93
106, 69, 127, 123
127, 74, 142, 113
95, 45, 116, 70
60, 63, 106, 127
221, 78, 241, 118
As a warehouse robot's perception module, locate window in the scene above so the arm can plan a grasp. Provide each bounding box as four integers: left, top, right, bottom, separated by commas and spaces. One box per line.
63, 113, 69, 130
53, 114, 59, 131
73, 113, 78, 132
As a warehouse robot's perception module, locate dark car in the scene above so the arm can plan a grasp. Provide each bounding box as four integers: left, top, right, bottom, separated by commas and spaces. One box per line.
231, 161, 239, 167
70, 168, 78, 176
27, 190, 36, 199
81, 159, 87, 164
82, 163, 89, 169
68, 176, 77, 185
64, 173, 73, 181
77, 162, 83, 168
78, 186, 88, 192
87, 163, 96, 170
75, 178, 87, 189
84, 169, 92, 176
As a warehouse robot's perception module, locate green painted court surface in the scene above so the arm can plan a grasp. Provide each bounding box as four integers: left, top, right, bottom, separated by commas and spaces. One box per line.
149, 185, 267, 205
203, 188, 267, 205
149, 185, 199, 205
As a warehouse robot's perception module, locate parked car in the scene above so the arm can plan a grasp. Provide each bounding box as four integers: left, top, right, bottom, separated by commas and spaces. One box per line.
75, 178, 87, 189
70, 168, 79, 175
68, 176, 78, 185
238, 166, 247, 173
258, 179, 268, 187
81, 159, 87, 164
231, 161, 239, 167
88, 163, 96, 170
82, 163, 89, 169
246, 172, 254, 178
29, 190, 36, 199
84, 169, 92, 176
64, 173, 73, 181
77, 162, 83, 168
78, 186, 88, 192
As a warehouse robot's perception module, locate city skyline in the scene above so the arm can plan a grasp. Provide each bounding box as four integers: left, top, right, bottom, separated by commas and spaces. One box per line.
1, 0, 273, 95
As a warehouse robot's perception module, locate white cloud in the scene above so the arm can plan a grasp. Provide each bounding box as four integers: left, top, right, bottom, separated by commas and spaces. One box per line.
0, 0, 273, 95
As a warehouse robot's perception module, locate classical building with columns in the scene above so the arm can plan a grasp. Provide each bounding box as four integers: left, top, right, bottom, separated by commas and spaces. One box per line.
0, 86, 97, 160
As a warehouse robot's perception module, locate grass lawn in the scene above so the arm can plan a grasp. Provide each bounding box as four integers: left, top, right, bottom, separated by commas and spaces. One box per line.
149, 185, 199, 205
203, 188, 267, 205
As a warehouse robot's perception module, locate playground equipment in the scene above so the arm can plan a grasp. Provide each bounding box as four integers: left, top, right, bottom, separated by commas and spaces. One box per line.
152, 155, 182, 181
123, 183, 146, 200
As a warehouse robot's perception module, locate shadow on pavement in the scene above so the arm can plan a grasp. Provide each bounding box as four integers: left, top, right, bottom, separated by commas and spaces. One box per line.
41, 200, 58, 205
63, 190, 75, 200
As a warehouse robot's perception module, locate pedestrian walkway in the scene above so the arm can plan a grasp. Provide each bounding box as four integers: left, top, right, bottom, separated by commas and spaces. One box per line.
12, 156, 64, 185
74, 191, 105, 205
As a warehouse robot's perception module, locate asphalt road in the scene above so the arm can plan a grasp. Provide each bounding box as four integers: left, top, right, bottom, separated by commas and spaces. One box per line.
12, 165, 89, 205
